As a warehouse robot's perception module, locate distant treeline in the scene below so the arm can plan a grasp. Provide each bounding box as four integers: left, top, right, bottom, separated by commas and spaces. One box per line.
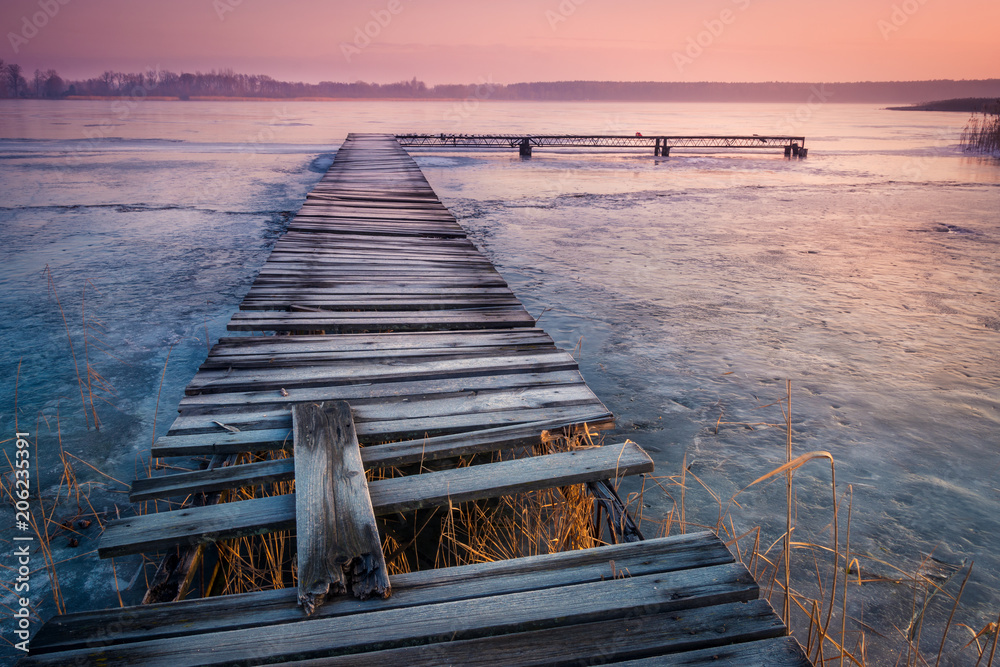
888, 97, 1000, 112
0, 62, 998, 104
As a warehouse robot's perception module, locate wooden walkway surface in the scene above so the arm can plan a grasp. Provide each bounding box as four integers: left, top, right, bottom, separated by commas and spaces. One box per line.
25, 533, 809, 666
22, 133, 809, 665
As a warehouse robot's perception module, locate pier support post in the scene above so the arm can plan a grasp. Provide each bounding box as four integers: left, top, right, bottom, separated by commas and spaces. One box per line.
654, 138, 660, 156
519, 138, 532, 157
661, 146, 670, 157
791, 143, 800, 157
784, 145, 792, 157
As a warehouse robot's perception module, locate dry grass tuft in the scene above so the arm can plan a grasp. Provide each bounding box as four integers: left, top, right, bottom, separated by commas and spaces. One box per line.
431, 424, 603, 570
642, 379, 997, 666
961, 101, 1000, 154
213, 449, 296, 595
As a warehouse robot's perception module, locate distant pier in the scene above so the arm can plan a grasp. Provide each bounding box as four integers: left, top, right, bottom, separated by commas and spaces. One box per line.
396, 133, 808, 157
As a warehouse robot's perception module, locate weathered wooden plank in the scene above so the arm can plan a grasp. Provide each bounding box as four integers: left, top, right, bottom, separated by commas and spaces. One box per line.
185, 351, 577, 395
240, 297, 524, 312
152, 410, 614, 466
259, 257, 496, 269
276, 232, 475, 248
242, 289, 517, 301
269, 242, 481, 255
262, 602, 793, 667
286, 221, 466, 236
194, 347, 565, 374
166, 405, 613, 447
169, 384, 602, 434
150, 427, 292, 457
227, 309, 535, 333
31, 533, 730, 653
151, 403, 613, 458
130, 457, 294, 502
604, 637, 811, 666
284, 226, 467, 239
293, 210, 459, 223
22, 567, 761, 666
256, 262, 496, 273
135, 415, 616, 500
178, 370, 586, 411
101, 442, 650, 557
293, 401, 389, 612
209, 329, 551, 355
373, 440, 652, 514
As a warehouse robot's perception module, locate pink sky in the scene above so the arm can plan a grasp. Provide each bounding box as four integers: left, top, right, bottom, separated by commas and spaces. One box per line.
2, 0, 998, 84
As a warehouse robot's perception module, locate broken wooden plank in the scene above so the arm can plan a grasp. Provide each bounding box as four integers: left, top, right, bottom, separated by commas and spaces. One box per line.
101, 441, 651, 557
130, 457, 294, 502
134, 416, 615, 501
293, 401, 389, 612
150, 403, 613, 458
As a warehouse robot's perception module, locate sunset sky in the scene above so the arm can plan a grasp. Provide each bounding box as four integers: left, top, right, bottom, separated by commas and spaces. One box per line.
2, 0, 998, 84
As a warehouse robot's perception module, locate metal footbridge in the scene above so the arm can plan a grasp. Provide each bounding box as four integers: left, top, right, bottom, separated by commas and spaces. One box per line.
395, 133, 808, 156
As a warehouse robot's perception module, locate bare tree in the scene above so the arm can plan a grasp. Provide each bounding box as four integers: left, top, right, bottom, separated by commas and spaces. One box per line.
44, 69, 64, 98
6, 63, 23, 97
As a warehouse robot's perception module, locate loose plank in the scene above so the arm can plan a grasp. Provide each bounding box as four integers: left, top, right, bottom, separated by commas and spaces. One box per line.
293, 401, 389, 611
134, 415, 616, 501
151, 409, 613, 459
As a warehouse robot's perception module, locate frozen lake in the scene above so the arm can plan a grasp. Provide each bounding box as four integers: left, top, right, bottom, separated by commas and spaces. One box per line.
1, 99, 997, 663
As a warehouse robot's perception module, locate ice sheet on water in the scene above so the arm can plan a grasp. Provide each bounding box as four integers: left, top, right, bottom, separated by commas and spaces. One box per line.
1, 101, 997, 663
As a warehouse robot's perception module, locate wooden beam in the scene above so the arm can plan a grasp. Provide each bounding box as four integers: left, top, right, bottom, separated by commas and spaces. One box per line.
293, 401, 390, 613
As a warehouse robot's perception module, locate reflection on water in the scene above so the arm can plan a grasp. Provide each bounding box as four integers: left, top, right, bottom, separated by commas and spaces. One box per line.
1, 100, 997, 662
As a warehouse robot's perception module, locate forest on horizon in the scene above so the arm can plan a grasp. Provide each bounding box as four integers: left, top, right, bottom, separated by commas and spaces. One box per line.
0, 61, 997, 104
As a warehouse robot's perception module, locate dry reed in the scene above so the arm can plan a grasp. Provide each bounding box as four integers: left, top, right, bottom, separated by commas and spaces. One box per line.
212, 449, 296, 595
961, 101, 1000, 154
641, 380, 997, 666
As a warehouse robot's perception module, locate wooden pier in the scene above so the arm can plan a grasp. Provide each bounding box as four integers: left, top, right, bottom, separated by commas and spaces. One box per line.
21, 134, 810, 666
396, 133, 808, 157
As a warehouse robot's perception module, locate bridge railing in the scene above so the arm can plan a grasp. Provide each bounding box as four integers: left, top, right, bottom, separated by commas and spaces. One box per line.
394, 134, 807, 156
